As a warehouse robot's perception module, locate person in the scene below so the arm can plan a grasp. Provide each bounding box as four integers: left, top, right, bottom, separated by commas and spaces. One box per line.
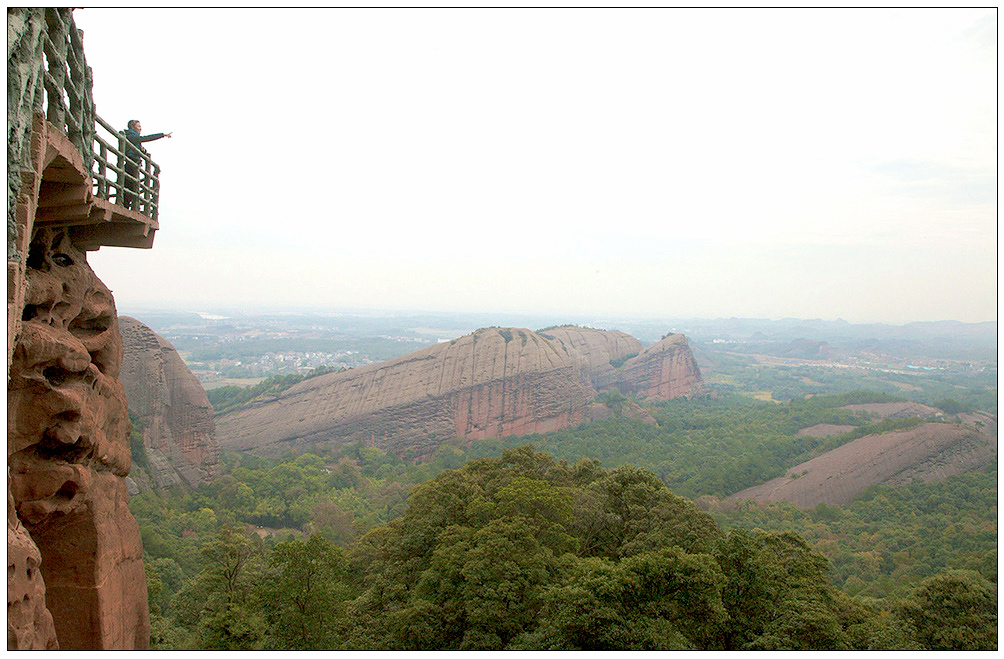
121, 119, 171, 210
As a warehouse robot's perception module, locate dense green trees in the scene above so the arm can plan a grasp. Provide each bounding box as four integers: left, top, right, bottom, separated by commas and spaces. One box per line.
260, 535, 350, 649
131, 380, 997, 651
132, 447, 996, 650
897, 570, 998, 650
710, 464, 997, 600
324, 448, 884, 650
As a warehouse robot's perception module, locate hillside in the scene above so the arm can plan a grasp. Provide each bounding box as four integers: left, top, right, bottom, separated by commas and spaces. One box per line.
730, 418, 996, 508
215, 326, 703, 458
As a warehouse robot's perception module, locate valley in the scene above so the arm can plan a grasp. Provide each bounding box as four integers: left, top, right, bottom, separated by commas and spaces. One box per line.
116, 308, 997, 650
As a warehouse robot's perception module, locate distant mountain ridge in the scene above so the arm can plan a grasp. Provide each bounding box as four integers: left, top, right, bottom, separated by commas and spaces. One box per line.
215, 326, 703, 458
661, 317, 997, 361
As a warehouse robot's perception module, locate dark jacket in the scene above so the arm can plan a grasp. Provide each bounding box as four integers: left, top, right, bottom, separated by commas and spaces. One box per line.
124, 129, 166, 162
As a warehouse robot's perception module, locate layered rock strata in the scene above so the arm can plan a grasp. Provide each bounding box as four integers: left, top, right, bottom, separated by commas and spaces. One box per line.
7, 229, 149, 649
539, 326, 643, 389
217, 326, 703, 458
616, 333, 705, 401
118, 317, 219, 489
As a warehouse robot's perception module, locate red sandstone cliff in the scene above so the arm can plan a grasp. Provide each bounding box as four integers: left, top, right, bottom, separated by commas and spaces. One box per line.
539, 326, 642, 389
8, 9, 153, 650
118, 316, 219, 489
216, 326, 703, 458
616, 333, 704, 401
7, 229, 149, 649
217, 327, 595, 458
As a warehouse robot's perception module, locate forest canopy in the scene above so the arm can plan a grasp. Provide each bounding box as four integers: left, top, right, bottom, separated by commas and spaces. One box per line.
136, 447, 997, 650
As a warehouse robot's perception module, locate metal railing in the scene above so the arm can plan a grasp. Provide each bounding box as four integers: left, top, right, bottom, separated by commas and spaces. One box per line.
92, 115, 161, 220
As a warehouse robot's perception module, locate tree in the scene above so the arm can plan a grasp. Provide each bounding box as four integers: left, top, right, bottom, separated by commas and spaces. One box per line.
259, 534, 350, 649
172, 526, 266, 650
459, 516, 557, 649
897, 570, 998, 650
521, 547, 726, 650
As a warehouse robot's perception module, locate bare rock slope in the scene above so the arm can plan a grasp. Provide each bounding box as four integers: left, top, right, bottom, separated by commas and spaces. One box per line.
216, 326, 703, 458
118, 317, 220, 489
839, 401, 944, 420
731, 418, 996, 508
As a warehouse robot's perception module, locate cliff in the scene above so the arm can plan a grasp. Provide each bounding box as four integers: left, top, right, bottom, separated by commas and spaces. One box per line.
616, 333, 705, 401
7, 9, 151, 650
118, 317, 219, 489
8, 229, 149, 649
216, 326, 703, 458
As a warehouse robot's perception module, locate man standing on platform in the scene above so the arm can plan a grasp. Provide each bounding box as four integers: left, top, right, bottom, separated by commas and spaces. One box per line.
122, 119, 171, 210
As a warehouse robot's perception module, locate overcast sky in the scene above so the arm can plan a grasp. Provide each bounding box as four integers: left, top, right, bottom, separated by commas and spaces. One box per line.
73, 8, 996, 324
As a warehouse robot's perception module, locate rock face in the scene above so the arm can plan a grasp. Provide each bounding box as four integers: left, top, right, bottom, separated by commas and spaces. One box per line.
118, 316, 219, 489
217, 326, 703, 458
7, 485, 57, 650
731, 420, 997, 508
539, 326, 642, 389
7, 229, 149, 650
616, 333, 705, 401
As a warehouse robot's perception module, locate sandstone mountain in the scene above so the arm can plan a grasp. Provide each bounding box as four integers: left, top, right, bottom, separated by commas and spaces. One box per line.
616, 333, 705, 401
216, 326, 703, 458
118, 317, 220, 490
730, 416, 996, 508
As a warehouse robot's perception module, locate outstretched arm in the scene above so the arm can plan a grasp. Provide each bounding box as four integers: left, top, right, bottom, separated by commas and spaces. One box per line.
139, 132, 173, 142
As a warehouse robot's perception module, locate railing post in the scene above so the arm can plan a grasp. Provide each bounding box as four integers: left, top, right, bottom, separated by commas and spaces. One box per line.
68, 25, 94, 166
96, 141, 108, 198
144, 156, 153, 215
42, 9, 68, 128
152, 163, 161, 221
116, 133, 127, 207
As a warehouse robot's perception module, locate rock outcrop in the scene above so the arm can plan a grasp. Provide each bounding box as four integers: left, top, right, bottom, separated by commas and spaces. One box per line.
217, 326, 703, 458
7, 229, 149, 650
730, 419, 997, 508
796, 424, 856, 438
118, 316, 219, 489
616, 333, 705, 401
9, 8, 152, 650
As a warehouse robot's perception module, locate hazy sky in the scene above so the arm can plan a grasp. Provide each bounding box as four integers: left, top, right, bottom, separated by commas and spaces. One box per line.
74, 8, 996, 324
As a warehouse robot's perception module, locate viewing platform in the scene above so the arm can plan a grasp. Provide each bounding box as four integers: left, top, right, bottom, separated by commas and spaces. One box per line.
28, 113, 160, 250
10, 7, 162, 254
